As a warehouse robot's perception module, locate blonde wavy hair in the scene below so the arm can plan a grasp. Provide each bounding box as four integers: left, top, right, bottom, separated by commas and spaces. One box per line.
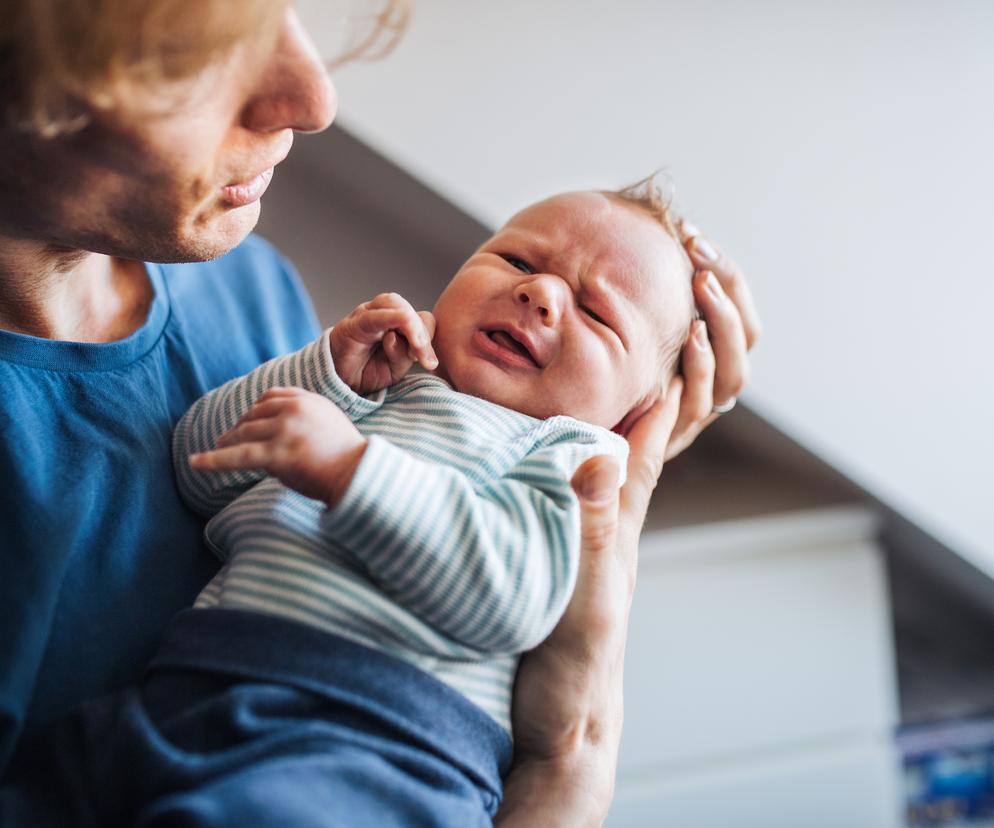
0, 0, 410, 137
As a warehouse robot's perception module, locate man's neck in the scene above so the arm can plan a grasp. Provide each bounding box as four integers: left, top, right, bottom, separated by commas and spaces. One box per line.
0, 237, 152, 342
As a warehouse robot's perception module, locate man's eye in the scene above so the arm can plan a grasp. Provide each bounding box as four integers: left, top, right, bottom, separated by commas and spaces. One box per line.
502, 255, 533, 274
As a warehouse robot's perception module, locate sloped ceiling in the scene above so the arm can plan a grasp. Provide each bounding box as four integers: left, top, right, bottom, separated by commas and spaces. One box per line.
299, 0, 994, 573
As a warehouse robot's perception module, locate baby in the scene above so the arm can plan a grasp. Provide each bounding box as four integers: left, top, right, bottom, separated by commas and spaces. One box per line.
13, 179, 696, 827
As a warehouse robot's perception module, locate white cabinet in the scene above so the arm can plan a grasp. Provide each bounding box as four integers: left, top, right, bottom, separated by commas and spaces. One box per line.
607, 506, 903, 828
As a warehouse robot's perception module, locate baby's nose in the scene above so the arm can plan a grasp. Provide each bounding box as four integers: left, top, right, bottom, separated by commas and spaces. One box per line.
515, 275, 565, 324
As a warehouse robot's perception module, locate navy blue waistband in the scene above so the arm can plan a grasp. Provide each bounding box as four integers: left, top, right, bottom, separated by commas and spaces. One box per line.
146, 608, 512, 791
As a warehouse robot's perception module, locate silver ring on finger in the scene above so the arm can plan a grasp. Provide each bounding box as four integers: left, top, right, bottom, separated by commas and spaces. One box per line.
712, 397, 737, 415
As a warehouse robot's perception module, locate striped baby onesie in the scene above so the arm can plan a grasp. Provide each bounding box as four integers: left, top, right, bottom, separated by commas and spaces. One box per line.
173, 331, 628, 732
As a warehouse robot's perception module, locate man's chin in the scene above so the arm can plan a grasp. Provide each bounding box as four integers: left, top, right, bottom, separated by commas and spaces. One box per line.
166, 202, 262, 263
205, 201, 262, 258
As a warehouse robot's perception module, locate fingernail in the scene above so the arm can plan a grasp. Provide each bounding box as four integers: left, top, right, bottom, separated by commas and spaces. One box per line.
681, 220, 699, 238
704, 272, 724, 303
693, 237, 719, 262
578, 461, 618, 502
425, 351, 439, 369
694, 320, 709, 348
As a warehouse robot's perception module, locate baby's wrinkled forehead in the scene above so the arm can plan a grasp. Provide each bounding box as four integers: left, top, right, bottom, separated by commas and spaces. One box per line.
506, 190, 694, 335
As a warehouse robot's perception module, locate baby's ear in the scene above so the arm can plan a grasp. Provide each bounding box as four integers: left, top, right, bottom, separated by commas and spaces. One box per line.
612, 389, 662, 438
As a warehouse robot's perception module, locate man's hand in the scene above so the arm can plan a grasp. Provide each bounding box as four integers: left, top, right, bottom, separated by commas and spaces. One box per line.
666, 224, 762, 461
497, 379, 683, 827
188, 387, 366, 506
330, 293, 438, 395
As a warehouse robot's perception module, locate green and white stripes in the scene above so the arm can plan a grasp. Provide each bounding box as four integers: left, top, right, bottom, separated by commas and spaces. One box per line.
174, 331, 628, 732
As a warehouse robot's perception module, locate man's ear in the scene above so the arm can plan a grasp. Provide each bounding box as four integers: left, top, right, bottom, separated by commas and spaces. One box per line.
612, 389, 662, 438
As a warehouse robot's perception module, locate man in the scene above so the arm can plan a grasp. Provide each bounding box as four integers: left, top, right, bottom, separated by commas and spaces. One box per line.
0, 2, 759, 823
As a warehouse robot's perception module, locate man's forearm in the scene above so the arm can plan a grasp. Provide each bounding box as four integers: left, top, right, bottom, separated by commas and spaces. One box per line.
495, 752, 615, 828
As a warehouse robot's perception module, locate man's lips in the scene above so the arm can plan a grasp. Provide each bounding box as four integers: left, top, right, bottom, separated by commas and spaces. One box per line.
220, 140, 293, 208
474, 326, 543, 369
220, 168, 274, 207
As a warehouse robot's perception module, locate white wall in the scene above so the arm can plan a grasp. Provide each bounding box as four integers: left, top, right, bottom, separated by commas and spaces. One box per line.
300, 0, 994, 573
610, 507, 902, 826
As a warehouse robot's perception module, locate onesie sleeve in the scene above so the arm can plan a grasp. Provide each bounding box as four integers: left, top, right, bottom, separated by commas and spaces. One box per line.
173, 328, 384, 517
320, 423, 629, 655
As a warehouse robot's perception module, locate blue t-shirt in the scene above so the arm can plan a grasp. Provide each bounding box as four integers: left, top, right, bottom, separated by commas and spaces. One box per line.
0, 235, 320, 772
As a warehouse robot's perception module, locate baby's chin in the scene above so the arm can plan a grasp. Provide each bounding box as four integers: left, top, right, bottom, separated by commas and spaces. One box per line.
437, 365, 543, 419
441, 366, 619, 426
433, 345, 629, 426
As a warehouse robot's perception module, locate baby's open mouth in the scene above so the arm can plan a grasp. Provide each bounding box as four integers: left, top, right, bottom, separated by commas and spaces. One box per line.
486, 329, 538, 367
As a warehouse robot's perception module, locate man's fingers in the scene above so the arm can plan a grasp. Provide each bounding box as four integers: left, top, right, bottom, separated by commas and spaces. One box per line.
622, 378, 683, 525
693, 271, 750, 404
664, 321, 715, 462
570, 456, 620, 575
189, 443, 272, 472
572, 456, 620, 531
676, 319, 716, 419
564, 456, 624, 638
680, 226, 762, 349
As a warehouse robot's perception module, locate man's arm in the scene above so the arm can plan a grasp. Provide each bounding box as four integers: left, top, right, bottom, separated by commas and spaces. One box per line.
496, 393, 680, 827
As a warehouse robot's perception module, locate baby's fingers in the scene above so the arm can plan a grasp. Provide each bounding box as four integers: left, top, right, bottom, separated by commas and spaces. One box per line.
395, 310, 437, 369
215, 419, 278, 448
382, 330, 414, 375
189, 442, 273, 472
354, 308, 437, 369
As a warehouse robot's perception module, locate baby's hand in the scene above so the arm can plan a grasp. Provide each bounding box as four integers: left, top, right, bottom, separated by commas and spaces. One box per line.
331, 293, 438, 394
189, 388, 366, 506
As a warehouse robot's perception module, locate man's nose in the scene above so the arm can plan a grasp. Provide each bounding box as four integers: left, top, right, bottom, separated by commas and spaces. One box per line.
241, 8, 338, 134
515, 274, 567, 325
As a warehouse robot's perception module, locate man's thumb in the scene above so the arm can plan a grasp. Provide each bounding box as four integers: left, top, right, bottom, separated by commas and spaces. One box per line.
572, 456, 620, 506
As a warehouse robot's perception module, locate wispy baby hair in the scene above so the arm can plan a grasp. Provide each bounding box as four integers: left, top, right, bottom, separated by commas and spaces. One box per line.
608, 170, 698, 383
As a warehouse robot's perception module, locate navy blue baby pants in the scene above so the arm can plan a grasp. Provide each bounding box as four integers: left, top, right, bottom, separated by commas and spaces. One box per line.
3, 608, 512, 827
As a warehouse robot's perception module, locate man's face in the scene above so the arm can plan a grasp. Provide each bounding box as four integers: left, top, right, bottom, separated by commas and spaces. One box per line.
432, 192, 691, 429
0, 8, 336, 263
